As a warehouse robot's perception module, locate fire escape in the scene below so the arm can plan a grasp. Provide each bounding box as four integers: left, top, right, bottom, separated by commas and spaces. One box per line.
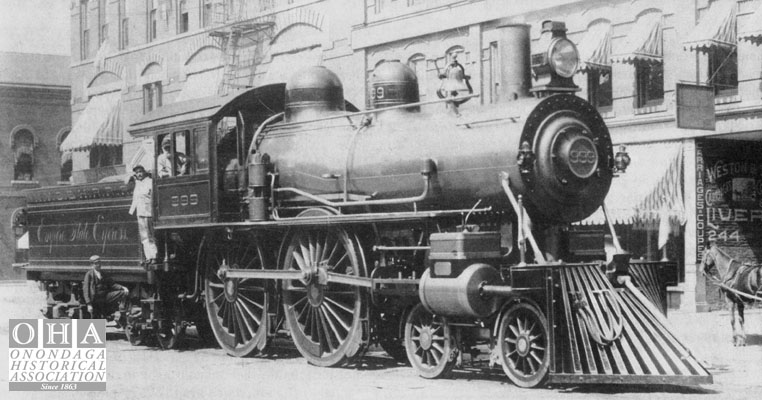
208, 1, 276, 95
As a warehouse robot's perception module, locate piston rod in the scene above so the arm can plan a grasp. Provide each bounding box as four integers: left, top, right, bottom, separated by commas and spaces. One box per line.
480, 284, 514, 297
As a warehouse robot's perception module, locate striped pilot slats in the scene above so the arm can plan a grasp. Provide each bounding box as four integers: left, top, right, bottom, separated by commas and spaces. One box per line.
554, 264, 711, 384
628, 262, 668, 313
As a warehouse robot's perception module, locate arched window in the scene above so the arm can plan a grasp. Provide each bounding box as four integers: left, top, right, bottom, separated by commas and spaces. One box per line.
445, 46, 465, 64
407, 53, 427, 99
58, 129, 72, 182
12, 208, 28, 264
178, 0, 189, 33
12, 129, 35, 181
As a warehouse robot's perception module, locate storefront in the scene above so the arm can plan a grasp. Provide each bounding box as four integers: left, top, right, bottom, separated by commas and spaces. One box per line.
694, 139, 762, 309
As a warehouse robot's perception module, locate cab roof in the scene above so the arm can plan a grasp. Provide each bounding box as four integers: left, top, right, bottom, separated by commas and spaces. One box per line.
128, 83, 286, 137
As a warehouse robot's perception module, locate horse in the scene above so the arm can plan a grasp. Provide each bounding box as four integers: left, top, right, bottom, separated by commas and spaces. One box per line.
700, 244, 762, 346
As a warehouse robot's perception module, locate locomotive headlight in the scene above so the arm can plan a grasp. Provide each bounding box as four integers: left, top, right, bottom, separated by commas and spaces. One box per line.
548, 38, 579, 78
530, 21, 580, 93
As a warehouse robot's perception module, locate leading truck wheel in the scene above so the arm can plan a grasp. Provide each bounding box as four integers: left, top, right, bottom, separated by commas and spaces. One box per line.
281, 228, 367, 367
404, 304, 456, 379
497, 302, 550, 388
204, 233, 270, 357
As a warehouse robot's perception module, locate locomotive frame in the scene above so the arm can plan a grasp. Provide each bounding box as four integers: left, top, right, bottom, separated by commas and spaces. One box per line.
20, 20, 711, 388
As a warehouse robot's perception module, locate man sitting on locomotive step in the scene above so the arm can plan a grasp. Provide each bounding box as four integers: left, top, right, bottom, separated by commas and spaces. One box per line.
157, 136, 189, 178
83, 255, 129, 318
129, 165, 158, 264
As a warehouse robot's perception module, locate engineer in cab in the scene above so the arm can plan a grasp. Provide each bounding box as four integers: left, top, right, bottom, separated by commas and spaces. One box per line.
157, 136, 189, 178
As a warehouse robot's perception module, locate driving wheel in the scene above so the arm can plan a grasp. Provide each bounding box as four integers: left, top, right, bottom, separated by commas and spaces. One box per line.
204, 232, 270, 356
281, 228, 368, 367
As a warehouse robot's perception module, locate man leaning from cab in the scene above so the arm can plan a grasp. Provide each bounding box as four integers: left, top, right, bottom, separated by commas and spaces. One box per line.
157, 136, 189, 178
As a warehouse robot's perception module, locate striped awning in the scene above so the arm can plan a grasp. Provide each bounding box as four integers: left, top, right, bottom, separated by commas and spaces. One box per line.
683, 0, 737, 52
175, 67, 224, 103
739, 3, 762, 45
579, 141, 685, 228
611, 13, 664, 64
577, 22, 612, 72
60, 91, 122, 152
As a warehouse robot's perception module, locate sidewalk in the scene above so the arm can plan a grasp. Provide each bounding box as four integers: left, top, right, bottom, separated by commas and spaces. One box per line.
667, 308, 762, 393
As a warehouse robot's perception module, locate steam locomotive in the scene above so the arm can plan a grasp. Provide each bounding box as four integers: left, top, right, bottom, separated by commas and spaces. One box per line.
20, 21, 710, 387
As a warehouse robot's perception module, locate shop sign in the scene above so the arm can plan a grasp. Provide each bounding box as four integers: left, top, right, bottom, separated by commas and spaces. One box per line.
677, 83, 715, 130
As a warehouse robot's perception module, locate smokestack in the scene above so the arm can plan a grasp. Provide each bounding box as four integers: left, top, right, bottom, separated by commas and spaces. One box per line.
496, 24, 531, 102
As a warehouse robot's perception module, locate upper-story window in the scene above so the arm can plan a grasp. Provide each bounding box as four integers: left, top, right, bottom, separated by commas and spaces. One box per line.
12, 208, 28, 264
611, 11, 664, 111
588, 70, 613, 109
89, 145, 122, 168
202, 0, 213, 27
682, 0, 739, 98
119, 0, 129, 49
407, 53, 427, 99
12, 129, 35, 181
80, 1, 90, 60
260, 0, 274, 12
577, 20, 613, 111
148, 0, 158, 42
178, 0, 189, 33
708, 46, 738, 97
57, 129, 72, 183
143, 82, 163, 113
635, 61, 664, 108
99, 0, 107, 44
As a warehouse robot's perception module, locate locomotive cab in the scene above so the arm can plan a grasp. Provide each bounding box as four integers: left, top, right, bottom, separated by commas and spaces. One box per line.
128, 84, 287, 227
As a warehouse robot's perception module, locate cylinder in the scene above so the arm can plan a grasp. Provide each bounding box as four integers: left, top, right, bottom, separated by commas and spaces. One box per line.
497, 24, 531, 102
419, 263, 502, 318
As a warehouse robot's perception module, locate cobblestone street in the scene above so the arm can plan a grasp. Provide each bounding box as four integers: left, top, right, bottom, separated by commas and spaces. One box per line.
2, 281, 761, 400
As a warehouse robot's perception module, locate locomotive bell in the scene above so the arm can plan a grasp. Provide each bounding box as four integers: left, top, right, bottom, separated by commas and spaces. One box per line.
285, 66, 345, 122
369, 60, 420, 111
437, 54, 473, 103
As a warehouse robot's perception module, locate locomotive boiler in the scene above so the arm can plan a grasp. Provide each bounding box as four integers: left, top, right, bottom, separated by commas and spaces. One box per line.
20, 20, 710, 388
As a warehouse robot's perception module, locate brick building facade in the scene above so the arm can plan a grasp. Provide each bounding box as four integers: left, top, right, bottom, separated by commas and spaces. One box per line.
1, 52, 71, 279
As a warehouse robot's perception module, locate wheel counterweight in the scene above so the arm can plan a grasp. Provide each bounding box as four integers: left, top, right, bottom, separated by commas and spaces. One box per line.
281, 228, 367, 367
204, 233, 270, 357
497, 302, 550, 388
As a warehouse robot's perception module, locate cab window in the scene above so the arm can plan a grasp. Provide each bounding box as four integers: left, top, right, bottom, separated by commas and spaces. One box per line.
157, 130, 190, 178
194, 127, 209, 172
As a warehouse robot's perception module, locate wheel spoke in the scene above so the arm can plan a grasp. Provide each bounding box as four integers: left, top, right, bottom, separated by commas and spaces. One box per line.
293, 250, 309, 272
236, 298, 262, 326
319, 305, 344, 342
238, 293, 265, 311
296, 298, 311, 323
317, 309, 336, 354
324, 295, 355, 315
208, 282, 224, 288
233, 302, 250, 343
287, 294, 308, 310
509, 324, 520, 338
325, 239, 340, 267
331, 252, 349, 271
322, 301, 351, 332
